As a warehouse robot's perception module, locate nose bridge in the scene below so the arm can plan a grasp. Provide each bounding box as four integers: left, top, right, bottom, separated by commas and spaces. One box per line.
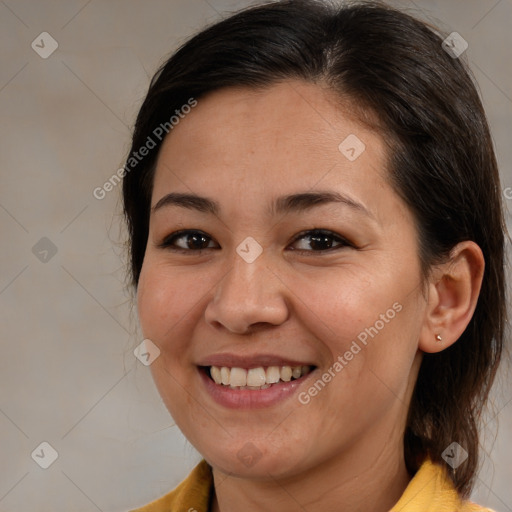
204, 246, 288, 333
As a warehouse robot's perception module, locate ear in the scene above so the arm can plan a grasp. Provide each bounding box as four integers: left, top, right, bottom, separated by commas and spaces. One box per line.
419, 241, 485, 354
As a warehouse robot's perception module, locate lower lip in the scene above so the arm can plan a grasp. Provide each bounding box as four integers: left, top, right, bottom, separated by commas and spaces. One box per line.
198, 367, 315, 409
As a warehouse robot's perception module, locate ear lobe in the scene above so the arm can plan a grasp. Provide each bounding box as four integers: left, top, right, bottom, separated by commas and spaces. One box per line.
418, 241, 485, 354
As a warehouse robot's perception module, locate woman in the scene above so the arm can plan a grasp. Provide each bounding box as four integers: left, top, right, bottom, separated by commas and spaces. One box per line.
123, 1, 507, 510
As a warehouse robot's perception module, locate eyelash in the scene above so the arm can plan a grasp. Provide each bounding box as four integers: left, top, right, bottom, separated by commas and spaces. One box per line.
157, 229, 354, 255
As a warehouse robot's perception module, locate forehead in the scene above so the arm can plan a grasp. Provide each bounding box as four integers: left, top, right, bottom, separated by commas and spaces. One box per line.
152, 80, 390, 218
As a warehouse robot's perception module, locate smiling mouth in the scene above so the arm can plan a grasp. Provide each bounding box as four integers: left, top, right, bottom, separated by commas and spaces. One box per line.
200, 365, 315, 390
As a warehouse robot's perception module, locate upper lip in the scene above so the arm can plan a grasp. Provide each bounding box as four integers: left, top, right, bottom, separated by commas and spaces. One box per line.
198, 353, 316, 369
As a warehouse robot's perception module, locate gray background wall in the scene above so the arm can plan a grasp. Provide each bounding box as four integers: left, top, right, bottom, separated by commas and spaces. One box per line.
0, 1, 510, 511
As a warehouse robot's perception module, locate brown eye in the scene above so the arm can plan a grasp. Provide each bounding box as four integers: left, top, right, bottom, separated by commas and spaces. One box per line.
159, 230, 218, 252
289, 229, 353, 253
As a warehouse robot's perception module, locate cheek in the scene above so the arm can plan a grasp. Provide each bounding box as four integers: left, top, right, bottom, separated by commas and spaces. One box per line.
293, 264, 421, 386
284, 265, 394, 351
137, 262, 200, 343
137, 264, 200, 416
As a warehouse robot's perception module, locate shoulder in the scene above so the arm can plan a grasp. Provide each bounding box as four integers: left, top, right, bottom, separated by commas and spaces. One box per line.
391, 458, 497, 512
129, 459, 213, 512
460, 501, 497, 512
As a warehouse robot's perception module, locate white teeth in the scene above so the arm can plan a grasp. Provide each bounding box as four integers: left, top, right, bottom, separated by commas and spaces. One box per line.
247, 367, 266, 387
280, 366, 292, 382
208, 365, 312, 388
266, 366, 281, 384
292, 366, 302, 379
210, 366, 222, 385
230, 367, 247, 387
221, 367, 230, 386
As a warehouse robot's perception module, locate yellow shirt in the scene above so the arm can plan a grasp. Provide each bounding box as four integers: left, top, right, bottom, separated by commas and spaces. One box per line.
131, 458, 495, 512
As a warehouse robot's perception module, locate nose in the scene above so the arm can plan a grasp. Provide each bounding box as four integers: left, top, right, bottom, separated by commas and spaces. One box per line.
204, 250, 289, 335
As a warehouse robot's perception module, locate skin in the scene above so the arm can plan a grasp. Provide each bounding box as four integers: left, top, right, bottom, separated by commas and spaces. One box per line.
136, 80, 484, 512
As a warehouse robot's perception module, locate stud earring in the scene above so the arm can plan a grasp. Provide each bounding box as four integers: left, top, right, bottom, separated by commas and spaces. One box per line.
435, 334, 442, 343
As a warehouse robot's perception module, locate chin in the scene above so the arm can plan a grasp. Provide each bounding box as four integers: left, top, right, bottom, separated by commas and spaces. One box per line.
202, 443, 308, 481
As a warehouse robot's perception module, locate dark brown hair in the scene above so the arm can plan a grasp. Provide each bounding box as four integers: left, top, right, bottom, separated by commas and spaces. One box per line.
122, 0, 507, 497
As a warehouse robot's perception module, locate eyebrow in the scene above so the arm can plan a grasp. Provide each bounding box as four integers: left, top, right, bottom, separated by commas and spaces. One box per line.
152, 190, 373, 218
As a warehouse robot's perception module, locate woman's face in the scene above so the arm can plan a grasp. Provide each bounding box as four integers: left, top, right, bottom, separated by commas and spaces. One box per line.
137, 80, 427, 479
